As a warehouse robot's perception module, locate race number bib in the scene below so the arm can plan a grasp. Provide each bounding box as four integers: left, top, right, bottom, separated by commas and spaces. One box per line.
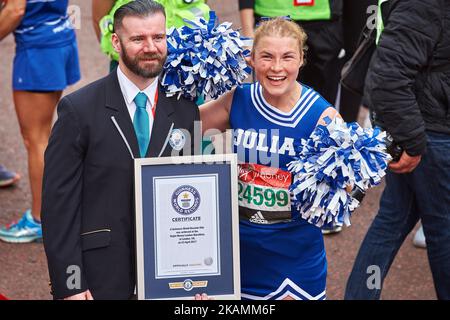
294, 0, 315, 6
238, 163, 292, 224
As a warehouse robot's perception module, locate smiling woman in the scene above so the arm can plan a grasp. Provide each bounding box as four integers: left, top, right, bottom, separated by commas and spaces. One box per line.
199, 17, 339, 301
200, 18, 337, 300
250, 18, 307, 112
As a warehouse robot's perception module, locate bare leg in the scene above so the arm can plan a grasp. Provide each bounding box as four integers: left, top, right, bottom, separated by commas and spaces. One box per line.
13, 90, 62, 222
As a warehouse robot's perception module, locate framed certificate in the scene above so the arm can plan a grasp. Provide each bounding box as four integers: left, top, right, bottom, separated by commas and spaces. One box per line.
134, 154, 240, 300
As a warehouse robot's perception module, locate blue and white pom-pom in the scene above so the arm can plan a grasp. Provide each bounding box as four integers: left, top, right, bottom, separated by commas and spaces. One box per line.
161, 11, 252, 100
287, 117, 392, 229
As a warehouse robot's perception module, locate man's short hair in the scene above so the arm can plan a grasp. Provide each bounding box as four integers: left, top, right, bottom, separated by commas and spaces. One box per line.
113, 0, 166, 33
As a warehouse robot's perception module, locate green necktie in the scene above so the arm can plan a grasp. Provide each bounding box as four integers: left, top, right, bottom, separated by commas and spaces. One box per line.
133, 92, 150, 157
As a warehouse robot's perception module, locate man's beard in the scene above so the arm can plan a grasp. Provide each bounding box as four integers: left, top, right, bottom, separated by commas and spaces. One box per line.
120, 41, 167, 79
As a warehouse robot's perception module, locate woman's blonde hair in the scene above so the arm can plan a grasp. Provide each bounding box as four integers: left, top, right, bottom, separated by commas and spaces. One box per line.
253, 17, 308, 59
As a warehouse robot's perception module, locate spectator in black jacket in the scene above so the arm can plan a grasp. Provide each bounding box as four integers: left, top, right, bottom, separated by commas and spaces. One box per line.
345, 0, 450, 300
338, 0, 377, 123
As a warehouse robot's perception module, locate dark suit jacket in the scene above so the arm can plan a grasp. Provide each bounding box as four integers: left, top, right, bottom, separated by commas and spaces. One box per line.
42, 71, 200, 299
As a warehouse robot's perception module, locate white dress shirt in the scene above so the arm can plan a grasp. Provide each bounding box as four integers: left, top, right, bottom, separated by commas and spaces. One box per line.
116, 66, 158, 142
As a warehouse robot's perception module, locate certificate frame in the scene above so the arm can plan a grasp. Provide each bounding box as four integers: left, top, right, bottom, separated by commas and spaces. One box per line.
134, 154, 240, 300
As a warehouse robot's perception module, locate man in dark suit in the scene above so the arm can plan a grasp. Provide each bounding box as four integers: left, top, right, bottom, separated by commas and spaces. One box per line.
41, 0, 199, 300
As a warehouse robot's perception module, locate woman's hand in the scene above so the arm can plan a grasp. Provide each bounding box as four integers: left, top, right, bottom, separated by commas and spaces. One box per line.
316, 107, 341, 126
64, 290, 94, 300
194, 293, 212, 300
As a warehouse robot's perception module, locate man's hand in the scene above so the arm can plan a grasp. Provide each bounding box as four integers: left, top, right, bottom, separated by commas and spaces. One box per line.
64, 290, 94, 300
389, 151, 421, 174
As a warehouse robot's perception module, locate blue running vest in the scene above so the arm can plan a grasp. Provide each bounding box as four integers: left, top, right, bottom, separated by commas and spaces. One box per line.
229, 82, 331, 300
230, 82, 331, 223
14, 0, 75, 49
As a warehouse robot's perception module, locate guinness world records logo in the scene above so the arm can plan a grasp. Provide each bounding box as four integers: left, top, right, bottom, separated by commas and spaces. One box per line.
172, 185, 201, 215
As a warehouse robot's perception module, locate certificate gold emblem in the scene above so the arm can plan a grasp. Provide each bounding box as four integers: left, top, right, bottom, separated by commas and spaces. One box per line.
168, 279, 208, 291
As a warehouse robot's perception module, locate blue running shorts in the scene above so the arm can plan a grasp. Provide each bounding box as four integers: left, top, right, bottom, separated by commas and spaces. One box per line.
12, 42, 80, 91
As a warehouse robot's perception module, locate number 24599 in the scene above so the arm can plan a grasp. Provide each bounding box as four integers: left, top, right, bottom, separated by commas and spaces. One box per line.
238, 182, 289, 208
